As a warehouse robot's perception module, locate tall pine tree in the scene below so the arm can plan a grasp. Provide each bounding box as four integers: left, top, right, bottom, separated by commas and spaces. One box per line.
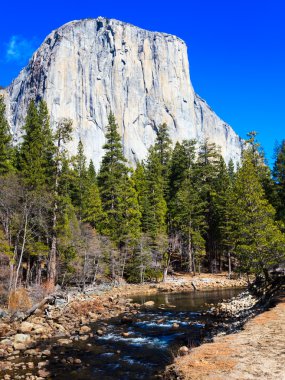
0, 95, 13, 175
229, 150, 285, 279
97, 113, 141, 251
19, 100, 54, 190
273, 140, 285, 222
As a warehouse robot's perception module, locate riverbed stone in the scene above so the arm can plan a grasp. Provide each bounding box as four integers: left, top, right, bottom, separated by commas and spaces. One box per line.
79, 325, 91, 334
57, 338, 72, 345
19, 322, 34, 333
13, 342, 27, 350
143, 301, 155, 308
121, 315, 133, 324
38, 369, 50, 378
179, 346, 189, 355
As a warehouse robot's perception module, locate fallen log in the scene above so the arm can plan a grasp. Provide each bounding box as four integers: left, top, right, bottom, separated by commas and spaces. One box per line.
11, 295, 56, 322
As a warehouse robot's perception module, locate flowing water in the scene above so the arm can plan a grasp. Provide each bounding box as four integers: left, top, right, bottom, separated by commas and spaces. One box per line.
43, 288, 242, 380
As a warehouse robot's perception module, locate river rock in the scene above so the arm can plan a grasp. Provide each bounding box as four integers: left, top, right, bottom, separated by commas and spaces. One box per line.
79, 335, 89, 341
121, 332, 130, 338
143, 301, 155, 308
33, 326, 47, 335
38, 369, 50, 378
19, 322, 34, 333
14, 334, 31, 344
79, 325, 91, 334
121, 315, 133, 324
96, 329, 104, 336
25, 348, 39, 356
172, 323, 180, 329
0, 309, 8, 319
57, 338, 72, 345
38, 360, 49, 369
1, 338, 13, 346
13, 342, 27, 350
178, 346, 189, 355
67, 356, 74, 364
42, 349, 51, 356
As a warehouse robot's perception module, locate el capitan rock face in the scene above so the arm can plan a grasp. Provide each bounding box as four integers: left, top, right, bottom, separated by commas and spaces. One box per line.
3, 17, 242, 168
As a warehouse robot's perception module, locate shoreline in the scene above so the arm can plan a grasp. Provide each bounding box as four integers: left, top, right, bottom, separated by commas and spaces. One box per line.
166, 286, 285, 380
0, 274, 247, 379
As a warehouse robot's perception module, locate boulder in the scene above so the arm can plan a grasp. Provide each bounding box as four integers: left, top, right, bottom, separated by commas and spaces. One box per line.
121, 315, 133, 324
96, 329, 104, 336
19, 321, 34, 333
57, 338, 72, 345
13, 342, 27, 350
14, 334, 31, 344
143, 301, 155, 308
178, 346, 189, 355
38, 369, 50, 378
79, 325, 91, 334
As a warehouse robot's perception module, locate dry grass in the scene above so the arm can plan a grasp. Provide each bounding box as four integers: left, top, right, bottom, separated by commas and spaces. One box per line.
173, 295, 285, 380
70, 299, 105, 317
8, 288, 32, 312
175, 341, 236, 379
41, 278, 55, 296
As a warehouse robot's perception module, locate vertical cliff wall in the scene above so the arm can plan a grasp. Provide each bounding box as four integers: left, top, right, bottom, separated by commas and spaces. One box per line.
4, 17, 242, 167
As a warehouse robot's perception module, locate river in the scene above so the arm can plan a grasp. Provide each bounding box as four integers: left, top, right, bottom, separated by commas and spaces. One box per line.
40, 288, 242, 379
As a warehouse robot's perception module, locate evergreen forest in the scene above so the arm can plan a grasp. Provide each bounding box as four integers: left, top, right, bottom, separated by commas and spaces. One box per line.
0, 95, 285, 300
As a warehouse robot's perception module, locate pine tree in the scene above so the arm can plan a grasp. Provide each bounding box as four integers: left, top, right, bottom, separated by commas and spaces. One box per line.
244, 131, 275, 204
195, 140, 221, 271
174, 175, 206, 273
87, 160, 96, 183
273, 140, 285, 222
71, 140, 88, 220
97, 113, 141, 251
82, 162, 104, 231
227, 158, 235, 182
19, 100, 54, 190
168, 140, 196, 201
38, 100, 55, 185
48, 118, 73, 284
141, 147, 167, 237
153, 123, 172, 198
211, 156, 233, 273
154, 123, 172, 168
0, 95, 13, 175
229, 151, 285, 279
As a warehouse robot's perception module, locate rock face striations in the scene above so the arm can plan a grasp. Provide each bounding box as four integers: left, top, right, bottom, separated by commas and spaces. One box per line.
3, 17, 242, 167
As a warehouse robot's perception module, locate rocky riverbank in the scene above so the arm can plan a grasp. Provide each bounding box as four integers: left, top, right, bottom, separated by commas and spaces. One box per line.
0, 274, 246, 379
166, 286, 285, 380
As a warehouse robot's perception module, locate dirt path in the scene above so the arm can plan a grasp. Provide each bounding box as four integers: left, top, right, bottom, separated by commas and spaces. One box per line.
173, 290, 285, 380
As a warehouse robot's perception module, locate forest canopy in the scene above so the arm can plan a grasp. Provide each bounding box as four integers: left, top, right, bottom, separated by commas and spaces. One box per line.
0, 95, 284, 302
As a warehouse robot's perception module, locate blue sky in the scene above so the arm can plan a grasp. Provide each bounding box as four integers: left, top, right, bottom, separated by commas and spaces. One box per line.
1, 0, 284, 165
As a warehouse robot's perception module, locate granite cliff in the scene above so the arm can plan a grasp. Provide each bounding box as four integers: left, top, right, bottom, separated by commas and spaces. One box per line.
2, 17, 242, 168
